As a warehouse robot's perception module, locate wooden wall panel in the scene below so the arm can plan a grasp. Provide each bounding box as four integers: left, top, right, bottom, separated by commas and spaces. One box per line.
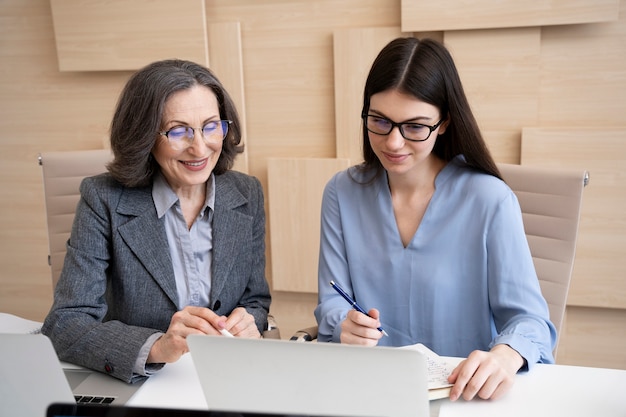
482, 130, 521, 165
558, 306, 626, 369
270, 291, 318, 339
203, 0, 401, 180
0, 0, 129, 321
333, 27, 404, 164
50, 0, 208, 71
207, 22, 249, 174
521, 128, 626, 309
444, 28, 541, 164
241, 28, 336, 169
402, 0, 619, 32
268, 158, 350, 293
539, 15, 626, 127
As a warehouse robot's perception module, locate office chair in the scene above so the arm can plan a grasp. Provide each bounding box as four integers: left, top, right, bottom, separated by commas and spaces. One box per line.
291, 163, 589, 358
498, 162, 588, 356
39, 149, 280, 339
39, 149, 114, 289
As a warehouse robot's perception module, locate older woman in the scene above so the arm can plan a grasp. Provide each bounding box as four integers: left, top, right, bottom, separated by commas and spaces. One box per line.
42, 60, 271, 383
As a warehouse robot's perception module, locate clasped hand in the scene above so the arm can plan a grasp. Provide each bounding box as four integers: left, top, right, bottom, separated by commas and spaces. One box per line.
148, 306, 260, 364
340, 309, 523, 400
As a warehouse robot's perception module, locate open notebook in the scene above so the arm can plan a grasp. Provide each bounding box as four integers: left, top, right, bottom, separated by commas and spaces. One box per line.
0, 334, 144, 417
401, 343, 459, 400
188, 335, 430, 417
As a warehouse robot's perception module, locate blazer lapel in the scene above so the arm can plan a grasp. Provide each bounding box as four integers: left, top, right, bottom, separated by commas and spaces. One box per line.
116, 186, 179, 307
210, 174, 250, 303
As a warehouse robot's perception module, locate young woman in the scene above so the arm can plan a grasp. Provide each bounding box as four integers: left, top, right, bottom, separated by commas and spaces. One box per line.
314, 37, 556, 401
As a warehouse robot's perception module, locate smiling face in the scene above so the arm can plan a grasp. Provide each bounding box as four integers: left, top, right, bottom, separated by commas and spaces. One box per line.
152, 84, 223, 195
367, 89, 447, 178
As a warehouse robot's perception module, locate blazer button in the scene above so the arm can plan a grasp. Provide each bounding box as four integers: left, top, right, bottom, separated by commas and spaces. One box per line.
213, 300, 221, 311
104, 360, 114, 374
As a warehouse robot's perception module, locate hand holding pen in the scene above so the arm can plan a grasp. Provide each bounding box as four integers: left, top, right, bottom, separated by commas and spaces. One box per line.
329, 280, 388, 337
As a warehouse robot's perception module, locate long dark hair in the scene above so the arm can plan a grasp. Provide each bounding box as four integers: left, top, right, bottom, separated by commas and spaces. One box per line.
360, 37, 500, 180
107, 59, 244, 187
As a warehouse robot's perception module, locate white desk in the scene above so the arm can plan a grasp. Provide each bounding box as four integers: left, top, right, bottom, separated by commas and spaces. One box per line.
2, 314, 624, 416
130, 353, 626, 417
127, 353, 207, 410
437, 363, 626, 417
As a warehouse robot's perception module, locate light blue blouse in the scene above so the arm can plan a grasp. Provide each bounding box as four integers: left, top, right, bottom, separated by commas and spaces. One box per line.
153, 173, 215, 310
314, 156, 556, 367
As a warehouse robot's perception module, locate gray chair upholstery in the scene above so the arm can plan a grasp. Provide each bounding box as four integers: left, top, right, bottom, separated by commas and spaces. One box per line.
292, 163, 589, 358
39, 149, 280, 339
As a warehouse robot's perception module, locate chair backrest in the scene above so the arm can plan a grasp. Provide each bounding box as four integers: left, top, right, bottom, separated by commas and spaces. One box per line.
498, 163, 588, 356
38, 149, 113, 289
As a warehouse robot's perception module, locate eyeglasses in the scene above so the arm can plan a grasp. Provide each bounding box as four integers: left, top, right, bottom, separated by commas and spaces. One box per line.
362, 114, 443, 142
159, 120, 232, 150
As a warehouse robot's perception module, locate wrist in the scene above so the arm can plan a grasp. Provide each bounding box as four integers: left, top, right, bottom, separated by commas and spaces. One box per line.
491, 343, 525, 373
147, 335, 164, 364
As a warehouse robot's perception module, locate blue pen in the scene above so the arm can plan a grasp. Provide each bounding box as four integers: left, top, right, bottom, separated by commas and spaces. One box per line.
329, 280, 389, 337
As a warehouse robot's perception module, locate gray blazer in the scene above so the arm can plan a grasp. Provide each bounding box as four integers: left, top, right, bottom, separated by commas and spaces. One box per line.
42, 170, 271, 382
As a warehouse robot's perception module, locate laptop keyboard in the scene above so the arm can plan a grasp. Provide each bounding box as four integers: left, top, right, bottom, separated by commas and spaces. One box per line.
75, 395, 116, 405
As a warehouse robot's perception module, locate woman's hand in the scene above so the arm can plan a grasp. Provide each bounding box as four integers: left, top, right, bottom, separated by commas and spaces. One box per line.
447, 344, 524, 401
339, 308, 384, 346
224, 307, 261, 339
147, 306, 228, 364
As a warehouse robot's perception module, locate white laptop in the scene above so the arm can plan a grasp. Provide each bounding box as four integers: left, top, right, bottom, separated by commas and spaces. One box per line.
0, 333, 144, 417
187, 335, 430, 417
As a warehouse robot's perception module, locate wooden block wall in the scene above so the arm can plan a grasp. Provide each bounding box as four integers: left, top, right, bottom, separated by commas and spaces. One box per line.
268, 158, 350, 292
401, 0, 620, 31
445, 28, 541, 163
207, 22, 249, 174
520, 128, 626, 369
559, 306, 626, 369
333, 26, 405, 164
539, 15, 626, 126
0, 0, 625, 365
521, 128, 626, 310
50, 0, 209, 71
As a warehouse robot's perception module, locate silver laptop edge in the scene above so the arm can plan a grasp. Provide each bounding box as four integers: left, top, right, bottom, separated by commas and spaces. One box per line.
188, 335, 430, 417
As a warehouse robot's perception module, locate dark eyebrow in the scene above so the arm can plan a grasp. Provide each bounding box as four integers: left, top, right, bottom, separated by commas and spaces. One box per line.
367, 109, 433, 124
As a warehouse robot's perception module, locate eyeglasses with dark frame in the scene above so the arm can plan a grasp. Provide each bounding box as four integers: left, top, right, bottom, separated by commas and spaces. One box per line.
158, 120, 232, 150
362, 114, 443, 142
